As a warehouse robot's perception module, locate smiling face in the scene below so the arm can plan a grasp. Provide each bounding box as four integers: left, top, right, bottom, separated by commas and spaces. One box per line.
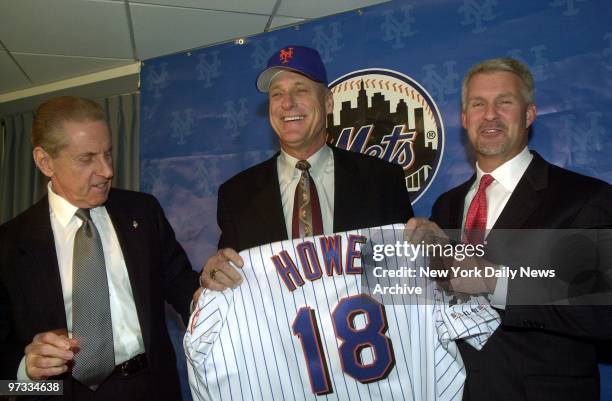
462, 71, 536, 172
268, 70, 333, 159
34, 119, 114, 208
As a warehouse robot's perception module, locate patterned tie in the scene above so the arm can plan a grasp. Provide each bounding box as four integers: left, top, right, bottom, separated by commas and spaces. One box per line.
292, 160, 323, 238
463, 174, 494, 245
72, 208, 115, 390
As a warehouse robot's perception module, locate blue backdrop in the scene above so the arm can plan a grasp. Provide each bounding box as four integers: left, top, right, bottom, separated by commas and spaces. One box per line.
140, 0, 612, 399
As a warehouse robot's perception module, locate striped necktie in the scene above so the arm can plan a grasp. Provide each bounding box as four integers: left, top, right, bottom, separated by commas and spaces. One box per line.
292, 160, 324, 238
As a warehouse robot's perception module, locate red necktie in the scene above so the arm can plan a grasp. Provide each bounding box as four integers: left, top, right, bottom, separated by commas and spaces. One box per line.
292, 160, 323, 238
463, 174, 494, 244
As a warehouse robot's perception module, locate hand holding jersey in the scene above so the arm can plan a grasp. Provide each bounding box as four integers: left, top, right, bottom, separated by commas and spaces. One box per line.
200, 248, 244, 291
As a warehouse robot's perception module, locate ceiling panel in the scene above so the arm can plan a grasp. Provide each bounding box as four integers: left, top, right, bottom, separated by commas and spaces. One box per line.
276, 0, 389, 18
0, 70, 140, 115
13, 53, 134, 86
1, 0, 384, 101
0, 51, 31, 93
0, 0, 133, 58
269, 16, 306, 30
126, 0, 277, 14
130, 3, 269, 60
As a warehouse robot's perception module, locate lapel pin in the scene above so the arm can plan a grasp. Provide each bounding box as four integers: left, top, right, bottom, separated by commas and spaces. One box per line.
132, 220, 139, 229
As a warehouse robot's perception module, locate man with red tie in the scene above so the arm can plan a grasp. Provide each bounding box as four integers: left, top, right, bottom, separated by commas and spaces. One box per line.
200, 45, 413, 289
405, 58, 612, 401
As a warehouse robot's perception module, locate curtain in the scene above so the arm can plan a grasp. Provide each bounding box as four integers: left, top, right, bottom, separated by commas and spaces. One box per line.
102, 92, 140, 191
0, 113, 46, 224
0, 92, 140, 224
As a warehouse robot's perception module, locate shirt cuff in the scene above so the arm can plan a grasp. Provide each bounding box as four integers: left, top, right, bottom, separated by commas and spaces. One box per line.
17, 356, 33, 381
490, 271, 508, 309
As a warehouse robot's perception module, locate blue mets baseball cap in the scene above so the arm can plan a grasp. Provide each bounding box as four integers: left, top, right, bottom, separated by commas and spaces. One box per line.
256, 45, 328, 92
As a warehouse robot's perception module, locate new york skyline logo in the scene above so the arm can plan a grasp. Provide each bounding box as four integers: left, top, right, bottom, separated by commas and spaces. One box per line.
327, 69, 445, 204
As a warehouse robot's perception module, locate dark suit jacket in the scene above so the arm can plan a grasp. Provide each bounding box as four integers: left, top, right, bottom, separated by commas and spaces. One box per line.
431, 151, 612, 401
0, 188, 199, 400
217, 145, 413, 251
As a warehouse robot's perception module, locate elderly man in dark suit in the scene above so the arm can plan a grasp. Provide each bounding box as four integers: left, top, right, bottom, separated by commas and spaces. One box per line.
0, 96, 201, 400
200, 45, 413, 290
405, 58, 612, 401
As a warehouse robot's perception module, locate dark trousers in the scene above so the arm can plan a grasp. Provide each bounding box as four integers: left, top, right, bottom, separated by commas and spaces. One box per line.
72, 368, 155, 401
23, 368, 159, 401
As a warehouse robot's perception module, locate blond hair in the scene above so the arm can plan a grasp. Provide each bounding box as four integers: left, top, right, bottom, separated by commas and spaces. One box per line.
461, 58, 534, 111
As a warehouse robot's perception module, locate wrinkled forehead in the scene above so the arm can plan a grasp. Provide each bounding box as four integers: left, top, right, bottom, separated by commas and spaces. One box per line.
60, 119, 111, 146
466, 72, 529, 102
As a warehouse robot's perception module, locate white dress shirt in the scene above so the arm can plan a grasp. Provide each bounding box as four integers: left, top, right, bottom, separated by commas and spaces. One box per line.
18, 183, 145, 379
462, 146, 533, 307
277, 145, 335, 237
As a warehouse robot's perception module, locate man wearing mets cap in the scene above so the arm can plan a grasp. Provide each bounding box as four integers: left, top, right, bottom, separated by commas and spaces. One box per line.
199, 45, 413, 290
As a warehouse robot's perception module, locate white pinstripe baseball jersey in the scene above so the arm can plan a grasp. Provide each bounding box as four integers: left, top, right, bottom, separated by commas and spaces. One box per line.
185, 225, 500, 401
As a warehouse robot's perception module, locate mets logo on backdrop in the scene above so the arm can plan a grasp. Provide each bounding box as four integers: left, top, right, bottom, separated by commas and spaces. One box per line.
326, 69, 444, 204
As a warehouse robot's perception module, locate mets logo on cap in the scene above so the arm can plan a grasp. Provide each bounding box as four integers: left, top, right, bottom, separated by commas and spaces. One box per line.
279, 47, 294, 64
326, 69, 444, 204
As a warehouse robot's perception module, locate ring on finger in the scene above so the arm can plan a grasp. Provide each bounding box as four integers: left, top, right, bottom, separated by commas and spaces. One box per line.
209, 268, 220, 281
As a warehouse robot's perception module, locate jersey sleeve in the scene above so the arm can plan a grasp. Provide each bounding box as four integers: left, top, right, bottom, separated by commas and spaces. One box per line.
184, 287, 235, 401
434, 289, 501, 350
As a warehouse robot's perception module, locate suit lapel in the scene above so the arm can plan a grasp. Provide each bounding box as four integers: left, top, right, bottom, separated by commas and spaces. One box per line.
18, 197, 67, 329
250, 154, 288, 245
331, 146, 361, 232
449, 177, 475, 230
492, 152, 548, 230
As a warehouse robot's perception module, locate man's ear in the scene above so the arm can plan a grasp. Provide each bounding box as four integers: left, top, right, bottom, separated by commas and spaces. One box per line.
33, 147, 54, 178
526, 104, 537, 128
325, 88, 334, 114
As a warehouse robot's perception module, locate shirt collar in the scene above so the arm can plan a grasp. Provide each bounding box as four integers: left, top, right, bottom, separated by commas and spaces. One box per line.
278, 144, 333, 182
47, 182, 104, 227
475, 146, 533, 192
